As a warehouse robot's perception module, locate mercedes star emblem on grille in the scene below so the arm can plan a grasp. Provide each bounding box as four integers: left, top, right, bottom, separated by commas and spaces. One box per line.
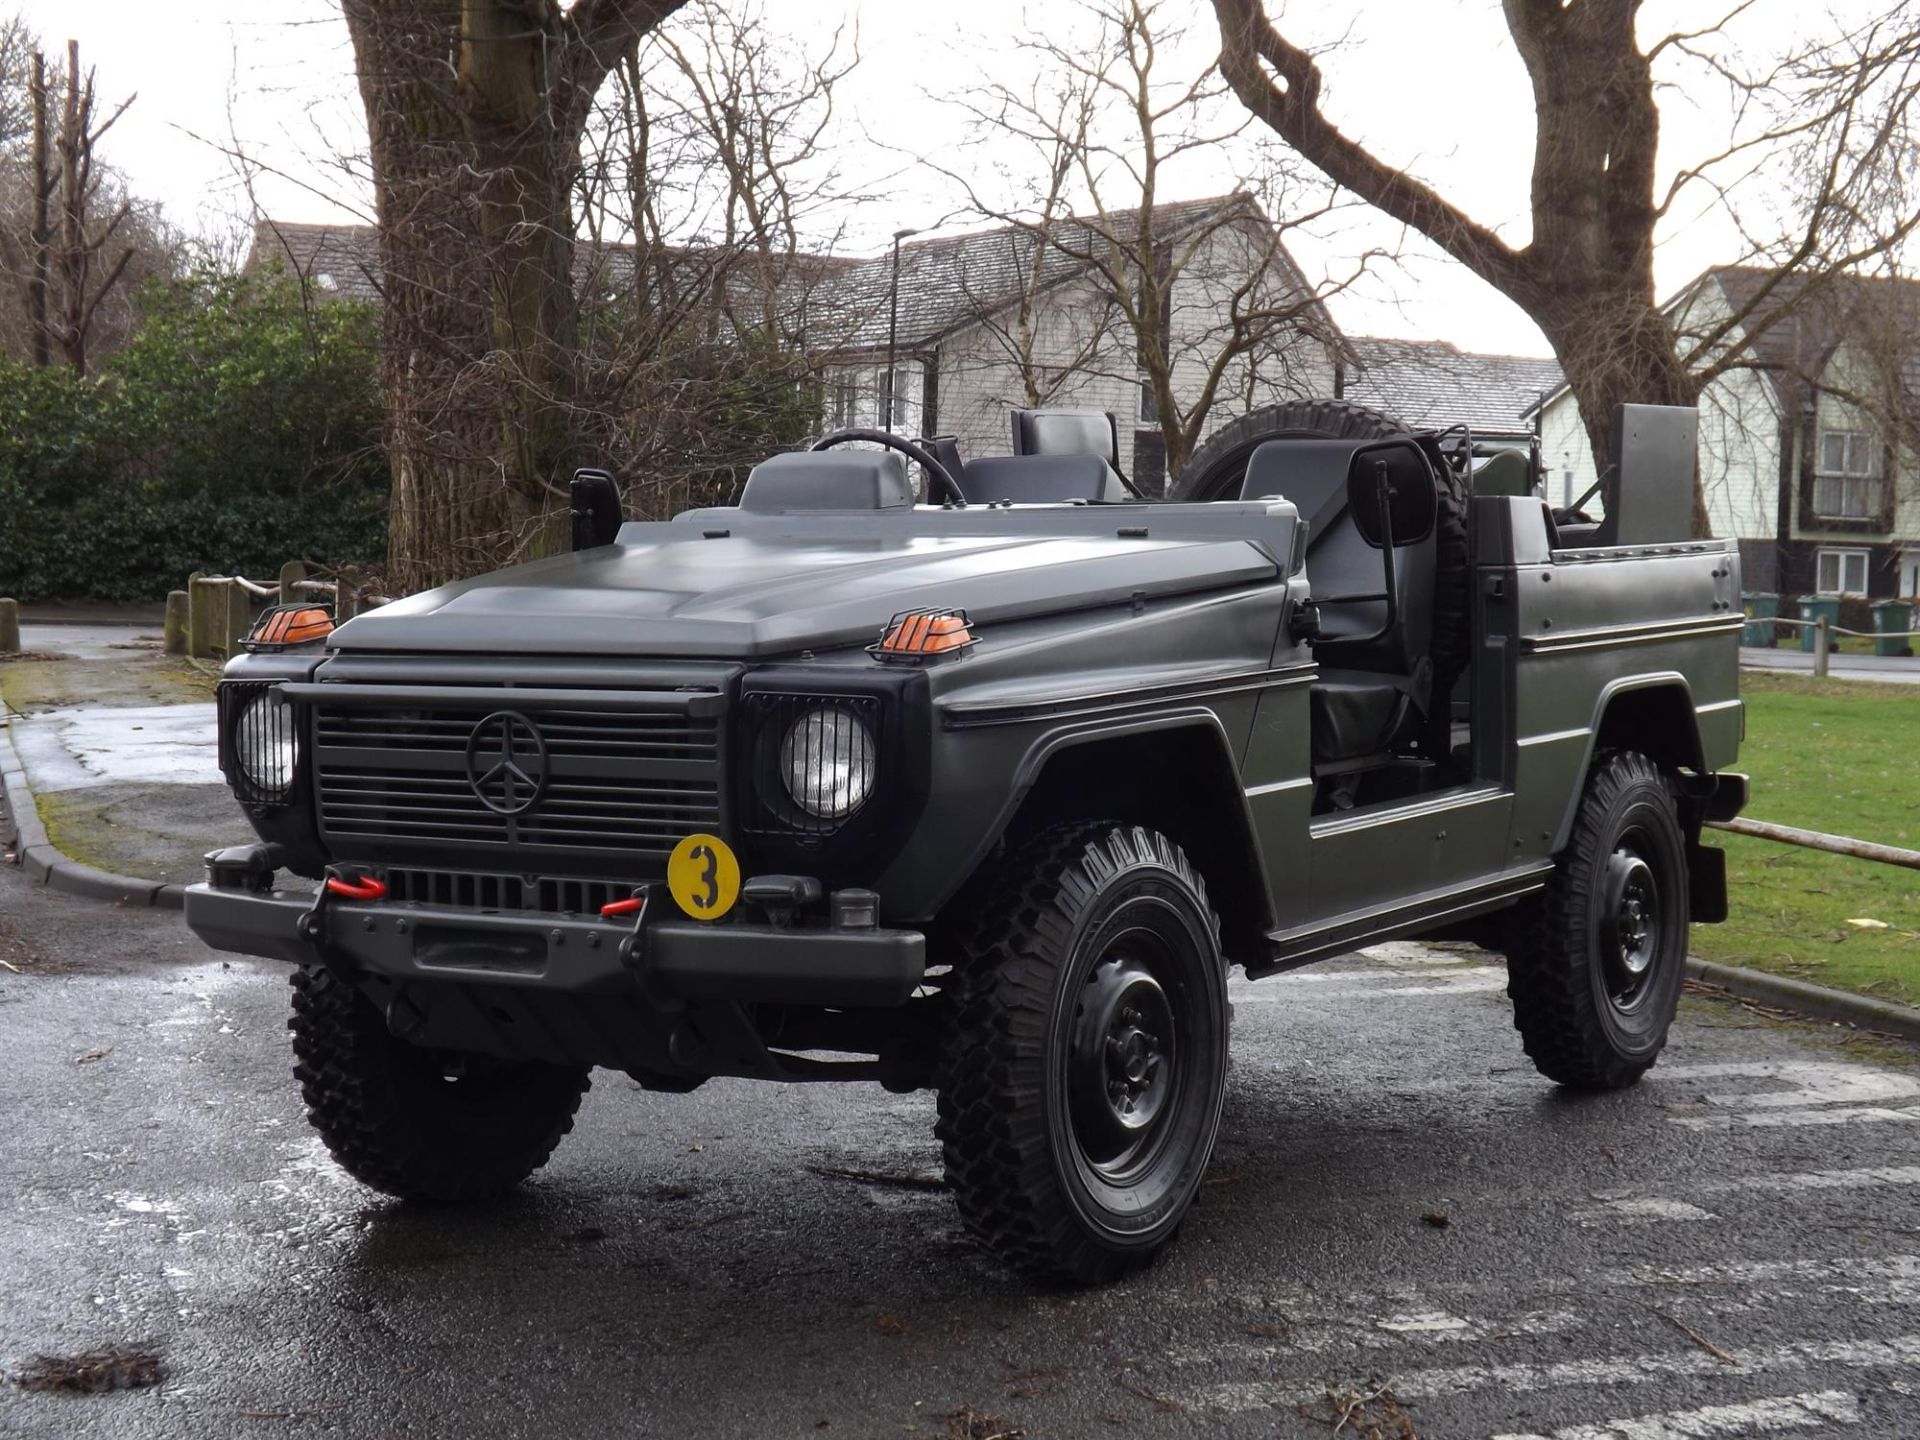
464, 711, 550, 816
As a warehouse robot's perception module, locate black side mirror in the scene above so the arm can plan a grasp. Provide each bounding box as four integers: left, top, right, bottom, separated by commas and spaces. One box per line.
570, 468, 623, 552
1327, 439, 1439, 648
1345, 440, 1436, 549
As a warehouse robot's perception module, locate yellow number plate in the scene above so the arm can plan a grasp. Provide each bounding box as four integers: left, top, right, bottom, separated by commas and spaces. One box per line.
666, 833, 741, 921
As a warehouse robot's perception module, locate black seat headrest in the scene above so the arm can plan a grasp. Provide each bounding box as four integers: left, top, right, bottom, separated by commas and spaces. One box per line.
960, 454, 1127, 504
1011, 408, 1120, 467
1242, 438, 1382, 541
739, 451, 913, 511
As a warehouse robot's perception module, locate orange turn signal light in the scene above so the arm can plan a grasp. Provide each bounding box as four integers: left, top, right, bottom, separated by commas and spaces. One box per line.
245, 605, 335, 651
870, 608, 977, 663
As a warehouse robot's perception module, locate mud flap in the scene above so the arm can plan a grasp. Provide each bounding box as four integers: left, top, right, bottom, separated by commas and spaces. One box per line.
1687, 842, 1728, 924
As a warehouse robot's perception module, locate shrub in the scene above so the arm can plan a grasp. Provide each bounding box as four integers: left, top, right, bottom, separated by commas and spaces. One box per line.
0, 269, 387, 603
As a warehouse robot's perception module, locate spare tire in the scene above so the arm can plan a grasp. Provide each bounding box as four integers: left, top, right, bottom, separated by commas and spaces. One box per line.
1173, 399, 1473, 712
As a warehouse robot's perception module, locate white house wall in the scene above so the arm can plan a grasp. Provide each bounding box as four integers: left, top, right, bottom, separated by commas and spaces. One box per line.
1535, 278, 1779, 540
932, 221, 1336, 485
1162, 219, 1337, 428
934, 273, 1140, 469
1697, 368, 1780, 540
1537, 394, 1599, 513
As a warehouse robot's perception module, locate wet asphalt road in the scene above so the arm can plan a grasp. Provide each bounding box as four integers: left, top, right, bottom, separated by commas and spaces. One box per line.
6, 866, 1920, 1439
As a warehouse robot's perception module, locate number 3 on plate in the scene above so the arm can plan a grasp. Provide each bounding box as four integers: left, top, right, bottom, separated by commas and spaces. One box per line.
667, 833, 740, 921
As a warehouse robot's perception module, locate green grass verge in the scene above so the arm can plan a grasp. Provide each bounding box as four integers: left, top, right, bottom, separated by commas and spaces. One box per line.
1697, 672, 1920, 1005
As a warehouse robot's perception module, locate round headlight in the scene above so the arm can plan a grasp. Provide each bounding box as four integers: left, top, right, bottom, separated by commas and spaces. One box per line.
779, 707, 876, 819
236, 692, 299, 798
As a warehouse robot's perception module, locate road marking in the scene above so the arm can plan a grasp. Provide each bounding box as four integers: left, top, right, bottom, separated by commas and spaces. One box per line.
1647, 1060, 1920, 1130
1162, 1252, 1920, 1325
1261, 964, 1505, 986
1572, 1197, 1717, 1224
1576, 1166, 1920, 1225
1607, 1254, 1920, 1289
1667, 1104, 1920, 1131
1192, 1333, 1920, 1412
1164, 1309, 1582, 1366
1235, 966, 1509, 1002
1491, 1388, 1863, 1440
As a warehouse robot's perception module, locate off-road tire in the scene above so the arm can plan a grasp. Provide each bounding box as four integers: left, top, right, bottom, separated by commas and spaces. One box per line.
289, 967, 591, 1202
935, 824, 1230, 1285
1506, 751, 1690, 1090
1173, 399, 1473, 700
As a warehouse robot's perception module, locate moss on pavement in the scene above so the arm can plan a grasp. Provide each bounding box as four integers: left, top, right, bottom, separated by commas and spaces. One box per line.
1, 652, 215, 715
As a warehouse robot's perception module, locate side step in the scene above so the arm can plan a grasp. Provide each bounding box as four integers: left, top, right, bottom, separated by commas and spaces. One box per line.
1247, 865, 1553, 978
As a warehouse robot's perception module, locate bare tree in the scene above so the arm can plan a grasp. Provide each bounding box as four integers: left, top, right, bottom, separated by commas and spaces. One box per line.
577, 0, 858, 343
1212, 0, 1920, 532
0, 38, 137, 373
0, 13, 33, 156
339, 0, 689, 592
935, 0, 1364, 480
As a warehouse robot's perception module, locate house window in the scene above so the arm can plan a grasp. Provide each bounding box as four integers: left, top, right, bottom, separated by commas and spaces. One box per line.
1901, 550, 1920, 599
1820, 429, 1874, 475
829, 377, 861, 430
1138, 375, 1158, 426
1816, 547, 1869, 597
1814, 428, 1880, 519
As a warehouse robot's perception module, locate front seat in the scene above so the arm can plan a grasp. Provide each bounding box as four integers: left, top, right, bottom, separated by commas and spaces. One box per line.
1011, 408, 1121, 467
1242, 438, 1442, 768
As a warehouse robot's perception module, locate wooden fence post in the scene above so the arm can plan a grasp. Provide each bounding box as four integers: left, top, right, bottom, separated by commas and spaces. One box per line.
278, 560, 307, 606
187, 572, 213, 659
0, 597, 19, 654
220, 583, 252, 659
1814, 616, 1831, 679
162, 591, 189, 656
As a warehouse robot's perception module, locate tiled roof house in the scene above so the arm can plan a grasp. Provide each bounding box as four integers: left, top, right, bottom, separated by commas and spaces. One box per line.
1342, 337, 1562, 436
1535, 266, 1920, 598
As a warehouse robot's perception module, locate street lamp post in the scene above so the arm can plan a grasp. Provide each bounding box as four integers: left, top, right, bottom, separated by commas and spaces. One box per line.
885, 227, 920, 432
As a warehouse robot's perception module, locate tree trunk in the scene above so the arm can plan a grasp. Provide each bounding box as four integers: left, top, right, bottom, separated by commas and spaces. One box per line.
25, 51, 48, 368
1537, 290, 1708, 534
55, 40, 88, 374
343, 0, 662, 593
1212, 0, 1718, 535
459, 0, 583, 561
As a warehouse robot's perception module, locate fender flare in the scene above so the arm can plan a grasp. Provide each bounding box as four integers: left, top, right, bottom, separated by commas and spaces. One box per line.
943, 707, 1277, 940
1548, 671, 1706, 853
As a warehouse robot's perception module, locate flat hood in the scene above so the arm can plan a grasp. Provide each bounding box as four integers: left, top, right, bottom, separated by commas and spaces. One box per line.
329, 522, 1280, 658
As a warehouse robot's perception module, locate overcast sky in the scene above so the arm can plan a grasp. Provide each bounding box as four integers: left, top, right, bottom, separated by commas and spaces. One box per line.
17, 0, 1862, 358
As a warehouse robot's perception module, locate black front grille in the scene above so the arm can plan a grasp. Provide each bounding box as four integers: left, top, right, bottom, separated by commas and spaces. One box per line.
382, 867, 626, 917
312, 698, 724, 867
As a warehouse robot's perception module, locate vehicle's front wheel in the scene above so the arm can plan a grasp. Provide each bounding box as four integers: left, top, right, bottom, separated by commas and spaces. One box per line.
289, 967, 591, 1202
1506, 751, 1690, 1090
936, 824, 1230, 1284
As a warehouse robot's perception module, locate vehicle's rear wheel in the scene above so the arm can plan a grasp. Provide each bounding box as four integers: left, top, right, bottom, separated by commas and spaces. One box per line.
936, 824, 1230, 1285
289, 967, 590, 1202
1505, 751, 1690, 1089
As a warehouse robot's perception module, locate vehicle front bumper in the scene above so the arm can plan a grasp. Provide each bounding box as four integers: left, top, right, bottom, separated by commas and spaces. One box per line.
184, 874, 927, 1010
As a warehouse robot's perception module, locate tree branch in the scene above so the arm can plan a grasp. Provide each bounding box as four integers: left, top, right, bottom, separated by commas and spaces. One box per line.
1210, 0, 1534, 305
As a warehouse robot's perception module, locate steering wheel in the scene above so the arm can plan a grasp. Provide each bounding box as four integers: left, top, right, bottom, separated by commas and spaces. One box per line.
809, 428, 967, 505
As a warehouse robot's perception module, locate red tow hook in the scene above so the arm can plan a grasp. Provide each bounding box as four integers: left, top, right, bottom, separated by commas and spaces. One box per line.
600, 895, 645, 918
325, 875, 387, 902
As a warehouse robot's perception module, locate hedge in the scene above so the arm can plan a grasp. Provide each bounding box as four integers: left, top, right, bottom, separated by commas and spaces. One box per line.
0, 269, 387, 603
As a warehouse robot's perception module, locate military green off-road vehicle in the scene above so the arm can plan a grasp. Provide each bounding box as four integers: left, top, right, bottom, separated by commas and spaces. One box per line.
186, 397, 1745, 1284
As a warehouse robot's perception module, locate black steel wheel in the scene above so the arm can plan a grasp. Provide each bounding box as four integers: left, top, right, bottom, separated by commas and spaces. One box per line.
1506, 751, 1690, 1089
289, 967, 590, 1203
936, 824, 1230, 1284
